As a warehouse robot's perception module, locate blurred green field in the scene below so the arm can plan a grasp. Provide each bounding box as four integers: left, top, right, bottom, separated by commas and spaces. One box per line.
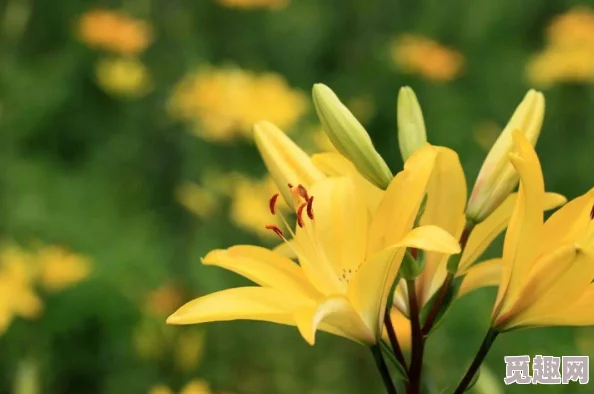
0, 0, 594, 393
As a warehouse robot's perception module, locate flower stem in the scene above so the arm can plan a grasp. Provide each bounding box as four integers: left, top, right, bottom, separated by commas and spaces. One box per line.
453, 329, 499, 394
422, 221, 475, 334
384, 307, 408, 373
371, 345, 399, 394
406, 279, 423, 394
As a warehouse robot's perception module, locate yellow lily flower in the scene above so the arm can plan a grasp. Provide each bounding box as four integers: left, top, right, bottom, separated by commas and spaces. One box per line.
167, 146, 461, 345
306, 146, 565, 313
491, 130, 594, 331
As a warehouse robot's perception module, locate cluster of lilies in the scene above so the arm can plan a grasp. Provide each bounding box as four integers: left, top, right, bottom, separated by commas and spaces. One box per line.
166, 83, 594, 394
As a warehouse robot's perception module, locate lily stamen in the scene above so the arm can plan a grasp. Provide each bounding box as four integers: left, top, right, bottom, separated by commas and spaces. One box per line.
296, 202, 308, 228
269, 193, 280, 215
264, 224, 284, 239
307, 196, 315, 220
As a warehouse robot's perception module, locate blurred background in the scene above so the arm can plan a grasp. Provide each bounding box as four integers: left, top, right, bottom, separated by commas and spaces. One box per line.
0, 0, 593, 393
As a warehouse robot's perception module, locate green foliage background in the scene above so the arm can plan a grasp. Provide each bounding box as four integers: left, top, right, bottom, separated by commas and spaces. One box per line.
0, 0, 593, 393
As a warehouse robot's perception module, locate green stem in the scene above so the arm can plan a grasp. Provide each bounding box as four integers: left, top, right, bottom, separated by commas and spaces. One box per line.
453, 329, 499, 394
371, 345, 399, 394
421, 221, 475, 334
406, 279, 423, 394
384, 307, 408, 373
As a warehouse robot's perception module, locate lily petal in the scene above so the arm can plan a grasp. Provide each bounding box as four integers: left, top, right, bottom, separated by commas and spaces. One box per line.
348, 245, 406, 338
312, 152, 383, 213
460, 192, 566, 272
295, 295, 374, 345
398, 225, 461, 255
493, 130, 544, 317
540, 187, 594, 254
457, 259, 502, 298
368, 145, 437, 255
501, 246, 594, 329
254, 121, 325, 207
167, 287, 312, 326
202, 246, 320, 300
532, 284, 594, 326
417, 147, 466, 303
298, 177, 368, 277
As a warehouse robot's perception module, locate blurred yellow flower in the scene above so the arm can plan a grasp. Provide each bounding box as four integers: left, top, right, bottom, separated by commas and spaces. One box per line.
96, 57, 152, 99
175, 330, 206, 372
527, 46, 594, 86
527, 7, 594, 86
37, 246, 91, 292
229, 176, 287, 239
146, 283, 186, 318
0, 243, 91, 335
0, 247, 42, 335
168, 67, 307, 142
216, 0, 288, 10
77, 9, 152, 55
149, 385, 174, 394
150, 380, 215, 394
547, 7, 594, 49
176, 183, 219, 220
390, 35, 464, 82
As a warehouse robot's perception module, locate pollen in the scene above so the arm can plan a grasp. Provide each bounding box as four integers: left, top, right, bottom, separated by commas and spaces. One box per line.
338, 263, 363, 283
265, 224, 284, 239
269, 193, 280, 215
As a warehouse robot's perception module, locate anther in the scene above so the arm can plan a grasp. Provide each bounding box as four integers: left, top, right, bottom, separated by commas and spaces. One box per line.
307, 196, 314, 220
590, 203, 594, 220
296, 202, 307, 228
269, 193, 280, 215
265, 225, 284, 239
296, 184, 309, 201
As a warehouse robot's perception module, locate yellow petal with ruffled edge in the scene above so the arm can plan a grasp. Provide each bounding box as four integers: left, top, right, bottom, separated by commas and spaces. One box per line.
202, 246, 320, 300
295, 295, 374, 345
460, 192, 566, 272
493, 130, 544, 320
167, 287, 312, 326
368, 145, 438, 256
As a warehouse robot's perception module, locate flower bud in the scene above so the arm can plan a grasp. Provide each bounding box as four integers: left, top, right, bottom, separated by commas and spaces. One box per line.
399, 250, 424, 280
253, 121, 325, 207
466, 90, 545, 223
312, 84, 392, 189
397, 86, 428, 161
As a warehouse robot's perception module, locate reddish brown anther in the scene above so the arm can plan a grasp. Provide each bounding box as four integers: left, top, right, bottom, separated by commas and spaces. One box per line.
269, 193, 280, 215
306, 196, 314, 220
296, 184, 310, 201
590, 203, 594, 220
296, 202, 307, 228
265, 224, 284, 239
